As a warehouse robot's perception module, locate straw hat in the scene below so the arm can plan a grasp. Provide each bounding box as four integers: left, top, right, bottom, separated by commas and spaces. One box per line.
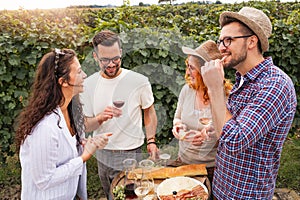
219, 7, 272, 53
182, 40, 222, 62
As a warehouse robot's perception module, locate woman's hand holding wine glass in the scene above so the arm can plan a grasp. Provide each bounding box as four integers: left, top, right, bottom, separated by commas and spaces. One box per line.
198, 108, 214, 141
172, 122, 188, 140
182, 129, 206, 146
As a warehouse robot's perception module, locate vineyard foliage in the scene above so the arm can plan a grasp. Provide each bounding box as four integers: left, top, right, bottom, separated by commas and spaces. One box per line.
0, 1, 299, 165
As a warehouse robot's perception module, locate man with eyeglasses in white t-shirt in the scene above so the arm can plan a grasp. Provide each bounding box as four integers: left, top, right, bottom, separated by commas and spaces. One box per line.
80, 30, 158, 199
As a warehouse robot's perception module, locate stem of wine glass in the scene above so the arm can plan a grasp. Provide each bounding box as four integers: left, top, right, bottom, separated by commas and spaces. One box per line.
164, 159, 167, 167
124, 170, 128, 185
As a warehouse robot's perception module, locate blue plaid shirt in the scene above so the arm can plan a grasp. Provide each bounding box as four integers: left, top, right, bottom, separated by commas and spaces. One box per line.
213, 57, 297, 200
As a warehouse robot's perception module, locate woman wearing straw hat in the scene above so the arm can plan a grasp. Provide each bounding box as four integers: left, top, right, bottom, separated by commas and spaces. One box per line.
201, 7, 297, 199
172, 40, 232, 196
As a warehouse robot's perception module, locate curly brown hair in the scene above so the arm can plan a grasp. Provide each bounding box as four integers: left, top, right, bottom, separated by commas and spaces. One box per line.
15, 49, 84, 151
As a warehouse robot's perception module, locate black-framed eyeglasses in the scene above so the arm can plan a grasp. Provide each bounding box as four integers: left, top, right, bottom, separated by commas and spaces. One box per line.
98, 56, 121, 66
217, 35, 253, 47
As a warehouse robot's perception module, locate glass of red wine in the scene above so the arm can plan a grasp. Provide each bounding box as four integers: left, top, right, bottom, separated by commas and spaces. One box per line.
112, 99, 125, 117
113, 100, 125, 108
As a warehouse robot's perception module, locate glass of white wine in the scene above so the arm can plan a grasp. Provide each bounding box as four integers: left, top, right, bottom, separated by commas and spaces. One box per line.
138, 159, 155, 196
134, 178, 151, 199
199, 107, 213, 141
199, 108, 212, 125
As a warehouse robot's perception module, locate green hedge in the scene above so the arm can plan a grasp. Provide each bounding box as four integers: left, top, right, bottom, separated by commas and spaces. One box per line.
0, 1, 299, 167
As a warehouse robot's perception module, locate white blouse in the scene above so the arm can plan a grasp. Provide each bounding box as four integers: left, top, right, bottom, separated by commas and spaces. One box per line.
20, 108, 87, 200
174, 84, 218, 167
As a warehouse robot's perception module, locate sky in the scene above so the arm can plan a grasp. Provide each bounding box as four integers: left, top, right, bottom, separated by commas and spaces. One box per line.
0, 0, 296, 10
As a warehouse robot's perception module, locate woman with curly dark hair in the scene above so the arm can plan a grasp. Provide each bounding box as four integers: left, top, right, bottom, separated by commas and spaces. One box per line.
15, 48, 111, 200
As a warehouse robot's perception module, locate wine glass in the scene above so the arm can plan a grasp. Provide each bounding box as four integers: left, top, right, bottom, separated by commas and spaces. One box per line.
139, 159, 154, 176
123, 158, 137, 182
159, 152, 171, 167
134, 178, 151, 199
112, 100, 125, 108
199, 108, 212, 125
178, 123, 189, 140
112, 98, 125, 117
138, 159, 155, 194
122, 158, 137, 197
199, 107, 213, 141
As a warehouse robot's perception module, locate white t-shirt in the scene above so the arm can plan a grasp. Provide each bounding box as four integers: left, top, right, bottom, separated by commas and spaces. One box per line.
81, 69, 154, 150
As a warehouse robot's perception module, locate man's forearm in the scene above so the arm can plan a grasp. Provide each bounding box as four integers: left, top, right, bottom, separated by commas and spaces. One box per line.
84, 116, 101, 133
144, 105, 157, 141
145, 122, 157, 142
208, 88, 230, 139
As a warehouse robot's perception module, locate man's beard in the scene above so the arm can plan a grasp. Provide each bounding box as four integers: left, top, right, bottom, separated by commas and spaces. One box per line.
223, 44, 247, 69
103, 64, 120, 78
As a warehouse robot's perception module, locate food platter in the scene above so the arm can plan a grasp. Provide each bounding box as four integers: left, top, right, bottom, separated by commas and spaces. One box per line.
110, 168, 211, 200
156, 176, 208, 200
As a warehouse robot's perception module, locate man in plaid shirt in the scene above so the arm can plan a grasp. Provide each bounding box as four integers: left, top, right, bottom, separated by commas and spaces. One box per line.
201, 7, 297, 199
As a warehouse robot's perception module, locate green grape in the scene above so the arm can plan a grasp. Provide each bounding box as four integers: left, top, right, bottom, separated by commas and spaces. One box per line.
113, 185, 125, 200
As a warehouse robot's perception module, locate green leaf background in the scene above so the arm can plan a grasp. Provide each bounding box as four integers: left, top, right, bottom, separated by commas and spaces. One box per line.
0, 2, 299, 193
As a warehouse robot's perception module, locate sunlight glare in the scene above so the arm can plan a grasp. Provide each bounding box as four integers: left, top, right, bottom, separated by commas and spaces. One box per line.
0, 0, 296, 10
0, 0, 108, 10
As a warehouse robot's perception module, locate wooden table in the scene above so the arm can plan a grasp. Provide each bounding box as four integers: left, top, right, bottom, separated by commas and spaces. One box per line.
110, 169, 211, 199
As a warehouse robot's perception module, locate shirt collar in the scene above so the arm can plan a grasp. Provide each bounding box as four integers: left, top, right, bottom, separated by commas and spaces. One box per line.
236, 57, 273, 81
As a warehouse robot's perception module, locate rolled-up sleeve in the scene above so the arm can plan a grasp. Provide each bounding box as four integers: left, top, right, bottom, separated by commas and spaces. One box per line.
220, 76, 292, 155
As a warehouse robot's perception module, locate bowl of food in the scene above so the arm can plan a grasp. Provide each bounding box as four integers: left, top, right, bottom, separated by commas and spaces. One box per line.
156, 176, 208, 200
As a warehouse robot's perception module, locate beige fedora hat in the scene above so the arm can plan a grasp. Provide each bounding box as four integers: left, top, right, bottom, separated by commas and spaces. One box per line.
182, 40, 222, 62
219, 7, 272, 53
